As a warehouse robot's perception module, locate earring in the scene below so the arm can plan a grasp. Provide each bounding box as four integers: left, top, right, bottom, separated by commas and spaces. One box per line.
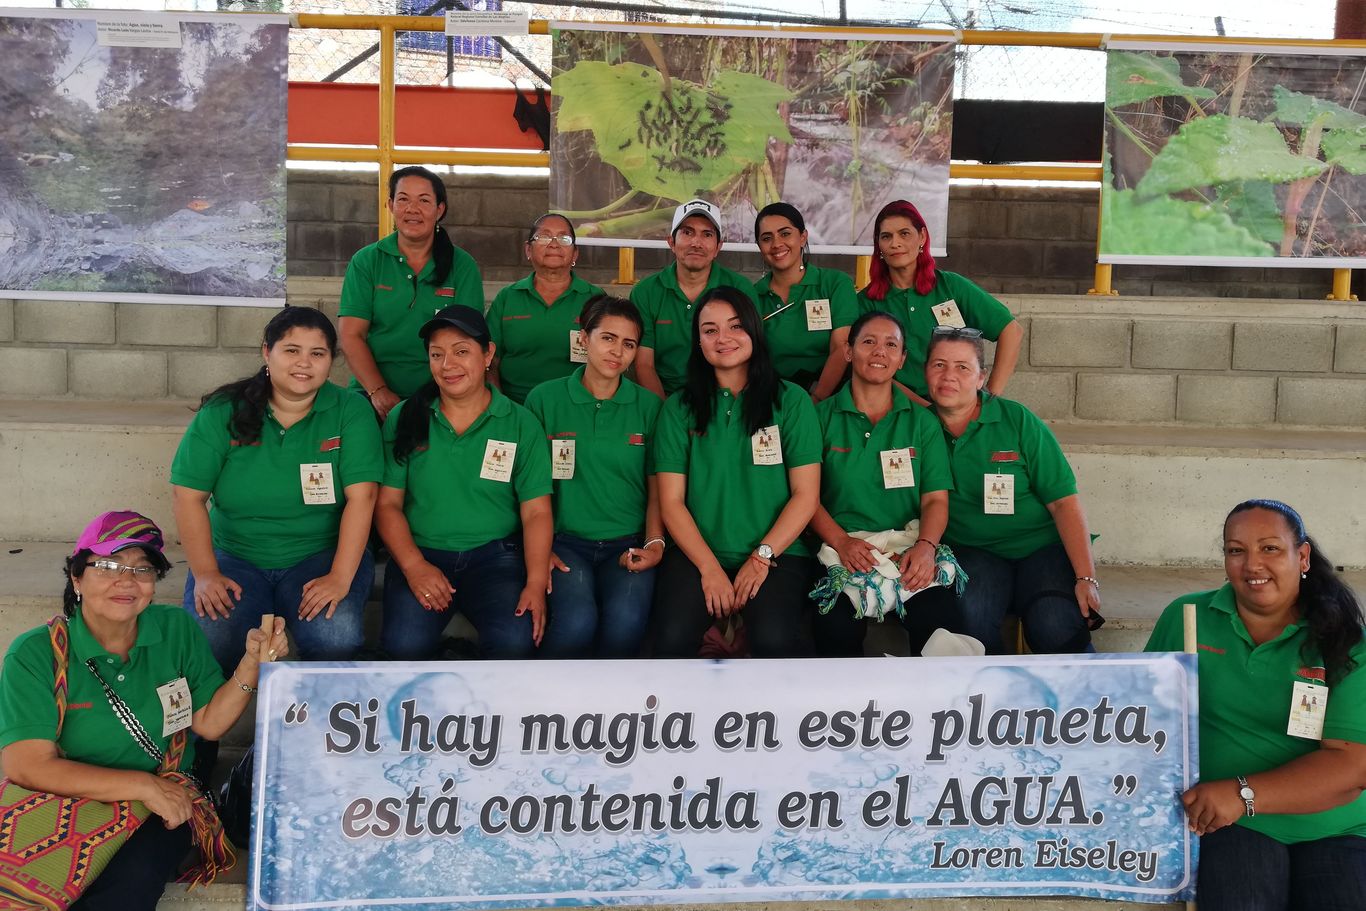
918, 245, 924, 253
265, 366, 270, 376
75, 590, 82, 604
1302, 571, 1308, 579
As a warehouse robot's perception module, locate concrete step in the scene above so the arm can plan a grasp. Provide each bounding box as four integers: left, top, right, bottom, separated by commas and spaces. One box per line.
4, 398, 1363, 566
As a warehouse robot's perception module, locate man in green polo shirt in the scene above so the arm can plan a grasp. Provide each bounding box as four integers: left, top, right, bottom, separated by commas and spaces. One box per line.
631, 198, 756, 397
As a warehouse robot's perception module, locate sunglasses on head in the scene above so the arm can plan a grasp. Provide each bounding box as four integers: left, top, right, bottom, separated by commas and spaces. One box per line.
930, 326, 984, 340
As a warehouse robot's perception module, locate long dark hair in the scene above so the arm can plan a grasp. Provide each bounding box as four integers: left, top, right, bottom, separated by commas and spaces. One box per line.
389, 166, 454, 286
681, 286, 780, 436
865, 199, 937, 300
392, 327, 492, 464
1226, 499, 1364, 684
62, 547, 171, 618
199, 307, 338, 445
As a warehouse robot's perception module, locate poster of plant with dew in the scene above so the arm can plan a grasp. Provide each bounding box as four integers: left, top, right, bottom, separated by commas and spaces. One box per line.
1101, 41, 1366, 266
550, 24, 956, 254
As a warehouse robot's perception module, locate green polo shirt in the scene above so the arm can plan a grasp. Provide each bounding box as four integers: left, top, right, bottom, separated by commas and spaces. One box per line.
857, 270, 1015, 398
338, 231, 483, 398
170, 382, 384, 569
383, 385, 552, 552
524, 369, 663, 541
487, 273, 605, 404
817, 385, 952, 533
938, 392, 1076, 560
755, 265, 858, 383
631, 263, 758, 395
1147, 585, 1366, 844
653, 380, 821, 568
0, 605, 224, 773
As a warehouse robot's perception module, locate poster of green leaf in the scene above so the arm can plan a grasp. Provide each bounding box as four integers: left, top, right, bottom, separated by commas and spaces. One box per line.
550, 25, 955, 254
1101, 41, 1366, 266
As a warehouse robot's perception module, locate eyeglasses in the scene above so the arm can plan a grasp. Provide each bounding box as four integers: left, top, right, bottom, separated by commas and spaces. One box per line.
529, 233, 574, 247
930, 326, 984, 340
88, 559, 158, 582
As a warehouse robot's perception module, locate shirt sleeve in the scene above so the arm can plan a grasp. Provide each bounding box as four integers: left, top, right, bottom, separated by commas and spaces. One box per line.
338, 246, 376, 320
451, 246, 485, 313
631, 281, 656, 349
780, 382, 822, 468
640, 392, 664, 474
169, 402, 231, 493
1016, 402, 1078, 504
945, 271, 1015, 340
512, 407, 553, 502
339, 392, 385, 488
381, 403, 408, 490
0, 631, 59, 749
650, 395, 690, 475
1144, 599, 1187, 652
486, 286, 509, 350
1323, 652, 1366, 744
914, 405, 954, 495
827, 270, 859, 330
166, 609, 227, 707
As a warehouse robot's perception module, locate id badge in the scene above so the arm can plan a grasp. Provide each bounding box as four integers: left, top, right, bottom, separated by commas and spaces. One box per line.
480, 440, 516, 483
880, 447, 915, 489
805, 298, 833, 331
300, 463, 336, 505
984, 473, 1015, 514
157, 677, 193, 737
751, 425, 783, 466
1287, 681, 1327, 740
552, 438, 576, 480
933, 299, 967, 328
569, 329, 588, 364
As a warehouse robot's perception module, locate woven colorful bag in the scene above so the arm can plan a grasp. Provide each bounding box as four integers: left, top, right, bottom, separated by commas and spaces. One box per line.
0, 616, 152, 910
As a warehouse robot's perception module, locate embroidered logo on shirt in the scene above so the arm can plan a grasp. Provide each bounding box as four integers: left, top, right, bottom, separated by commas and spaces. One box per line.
376, 284, 393, 291
1197, 643, 1226, 655
656, 319, 673, 325
990, 451, 1020, 462
828, 446, 852, 453
628, 433, 645, 446
229, 440, 262, 447
436, 288, 454, 297
68, 702, 93, 710
1298, 666, 1327, 682
505, 314, 531, 320
320, 436, 341, 452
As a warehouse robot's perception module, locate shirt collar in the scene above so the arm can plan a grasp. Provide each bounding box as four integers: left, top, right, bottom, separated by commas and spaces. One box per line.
70, 607, 163, 664
756, 266, 817, 297
427, 383, 511, 432
378, 231, 434, 280
1209, 581, 1306, 643
565, 367, 639, 405
659, 263, 718, 294
831, 383, 914, 417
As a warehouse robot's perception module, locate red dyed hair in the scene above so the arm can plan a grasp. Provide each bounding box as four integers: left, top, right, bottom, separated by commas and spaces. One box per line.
864, 199, 937, 300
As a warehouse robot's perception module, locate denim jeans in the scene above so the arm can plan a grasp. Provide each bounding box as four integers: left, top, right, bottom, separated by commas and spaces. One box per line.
540, 533, 656, 658
812, 585, 962, 657
70, 811, 191, 911
953, 540, 1092, 654
184, 547, 372, 672
381, 537, 532, 660
1198, 822, 1366, 911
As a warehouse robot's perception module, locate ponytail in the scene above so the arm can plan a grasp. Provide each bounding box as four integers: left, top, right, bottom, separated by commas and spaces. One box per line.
392, 381, 440, 464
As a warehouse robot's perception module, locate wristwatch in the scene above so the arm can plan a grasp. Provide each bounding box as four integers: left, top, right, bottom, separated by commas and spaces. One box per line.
755, 544, 775, 562
1236, 776, 1256, 817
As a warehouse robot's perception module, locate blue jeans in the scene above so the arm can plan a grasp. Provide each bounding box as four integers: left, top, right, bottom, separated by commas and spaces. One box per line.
381, 537, 532, 660
540, 533, 656, 658
1198, 822, 1366, 911
184, 548, 372, 671
953, 540, 1092, 654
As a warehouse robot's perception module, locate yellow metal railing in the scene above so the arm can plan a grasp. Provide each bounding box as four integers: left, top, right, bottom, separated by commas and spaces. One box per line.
287, 15, 1360, 300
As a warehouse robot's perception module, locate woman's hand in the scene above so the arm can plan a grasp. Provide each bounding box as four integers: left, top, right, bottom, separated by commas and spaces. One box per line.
141, 773, 196, 829
620, 540, 664, 573
369, 387, 401, 422
732, 554, 771, 604
899, 540, 936, 591
242, 616, 289, 665
835, 535, 879, 574
405, 561, 454, 611
1076, 578, 1102, 619
1182, 780, 1245, 835
699, 565, 737, 618
299, 571, 352, 621
192, 571, 242, 621
515, 586, 546, 646
547, 552, 570, 594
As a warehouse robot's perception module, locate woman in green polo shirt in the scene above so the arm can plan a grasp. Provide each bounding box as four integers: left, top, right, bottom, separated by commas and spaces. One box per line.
810, 310, 957, 656
525, 295, 664, 658
339, 166, 483, 420
172, 307, 382, 671
752, 202, 858, 401
488, 214, 605, 404
925, 327, 1100, 654
1146, 500, 1366, 908
377, 304, 554, 660
652, 286, 822, 657
859, 199, 1022, 404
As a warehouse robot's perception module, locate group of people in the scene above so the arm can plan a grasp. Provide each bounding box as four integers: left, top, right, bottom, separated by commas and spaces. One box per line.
0, 164, 1362, 908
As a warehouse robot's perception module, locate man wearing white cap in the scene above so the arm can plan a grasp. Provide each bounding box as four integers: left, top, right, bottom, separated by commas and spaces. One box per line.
631, 198, 758, 397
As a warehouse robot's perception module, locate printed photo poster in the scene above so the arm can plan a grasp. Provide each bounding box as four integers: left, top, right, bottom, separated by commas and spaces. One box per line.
549, 23, 956, 255
1101, 39, 1366, 267
249, 654, 1197, 909
0, 9, 287, 305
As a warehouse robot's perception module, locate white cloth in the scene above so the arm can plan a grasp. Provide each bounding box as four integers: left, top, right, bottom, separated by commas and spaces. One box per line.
815, 520, 957, 620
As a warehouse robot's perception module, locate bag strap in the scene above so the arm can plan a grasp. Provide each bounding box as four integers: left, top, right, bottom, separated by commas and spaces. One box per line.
46, 615, 71, 738
83, 658, 186, 774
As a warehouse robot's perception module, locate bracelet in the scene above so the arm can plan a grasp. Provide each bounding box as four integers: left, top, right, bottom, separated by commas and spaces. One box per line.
366, 383, 388, 399
915, 537, 938, 549
232, 672, 258, 694
1077, 576, 1101, 590
643, 537, 666, 550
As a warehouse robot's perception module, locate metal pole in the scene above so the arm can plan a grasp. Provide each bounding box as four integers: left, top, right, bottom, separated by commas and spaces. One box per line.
378, 24, 397, 238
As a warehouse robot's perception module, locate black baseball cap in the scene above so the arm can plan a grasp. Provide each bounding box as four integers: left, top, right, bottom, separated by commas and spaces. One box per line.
419, 305, 490, 343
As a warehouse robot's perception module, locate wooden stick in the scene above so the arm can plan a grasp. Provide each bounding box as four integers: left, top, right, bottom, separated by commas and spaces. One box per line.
1182, 603, 1197, 655
259, 613, 276, 663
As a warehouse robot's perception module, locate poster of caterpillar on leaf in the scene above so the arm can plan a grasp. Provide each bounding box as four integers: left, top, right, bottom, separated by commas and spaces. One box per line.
549, 25, 956, 254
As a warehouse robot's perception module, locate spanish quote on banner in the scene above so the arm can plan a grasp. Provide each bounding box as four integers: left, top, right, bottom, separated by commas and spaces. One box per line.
1101, 38, 1366, 267
249, 655, 1196, 908
549, 23, 955, 255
